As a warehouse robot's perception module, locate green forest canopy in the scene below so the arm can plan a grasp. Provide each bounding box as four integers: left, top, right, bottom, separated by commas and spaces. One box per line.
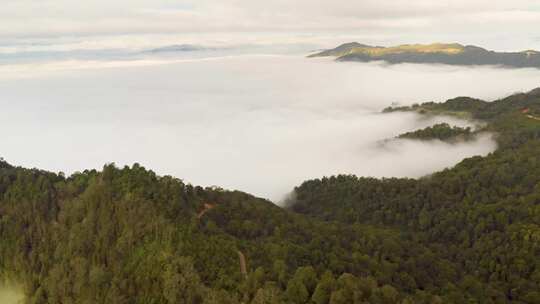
396, 123, 473, 141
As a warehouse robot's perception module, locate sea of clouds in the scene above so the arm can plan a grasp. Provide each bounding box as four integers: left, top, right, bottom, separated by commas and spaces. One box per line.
1, 50, 540, 201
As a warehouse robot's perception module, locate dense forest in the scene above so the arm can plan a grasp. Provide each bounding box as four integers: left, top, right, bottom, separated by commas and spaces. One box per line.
0, 88, 539, 303
396, 123, 473, 141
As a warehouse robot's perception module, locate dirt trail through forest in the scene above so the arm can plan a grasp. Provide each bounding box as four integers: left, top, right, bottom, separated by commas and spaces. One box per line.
197, 203, 216, 218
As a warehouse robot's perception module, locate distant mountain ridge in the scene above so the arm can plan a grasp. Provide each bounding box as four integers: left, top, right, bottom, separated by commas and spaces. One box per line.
310, 42, 540, 68
147, 44, 214, 53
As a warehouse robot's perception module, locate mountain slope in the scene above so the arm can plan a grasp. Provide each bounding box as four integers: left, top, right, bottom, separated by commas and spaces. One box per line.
292, 89, 540, 303
0, 162, 458, 303
310, 42, 540, 69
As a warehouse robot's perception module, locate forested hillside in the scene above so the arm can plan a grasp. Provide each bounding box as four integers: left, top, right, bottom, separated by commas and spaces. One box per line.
396, 123, 473, 141
293, 89, 540, 303
310, 42, 540, 69
0, 88, 539, 303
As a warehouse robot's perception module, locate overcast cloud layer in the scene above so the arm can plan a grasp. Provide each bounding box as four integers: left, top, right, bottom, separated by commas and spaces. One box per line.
1, 55, 539, 201
2, 1, 540, 51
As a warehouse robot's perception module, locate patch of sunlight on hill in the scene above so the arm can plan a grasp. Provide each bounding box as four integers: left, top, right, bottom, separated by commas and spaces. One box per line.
352, 43, 465, 56
0, 285, 24, 304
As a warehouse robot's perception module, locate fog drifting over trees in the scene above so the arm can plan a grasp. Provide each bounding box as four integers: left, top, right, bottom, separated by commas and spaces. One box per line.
1, 55, 539, 200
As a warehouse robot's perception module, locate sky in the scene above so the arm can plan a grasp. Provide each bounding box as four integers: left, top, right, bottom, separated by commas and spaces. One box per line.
2, 0, 540, 51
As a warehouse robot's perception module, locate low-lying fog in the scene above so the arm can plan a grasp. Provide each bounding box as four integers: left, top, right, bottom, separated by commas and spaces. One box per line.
0, 284, 23, 304
2, 55, 539, 201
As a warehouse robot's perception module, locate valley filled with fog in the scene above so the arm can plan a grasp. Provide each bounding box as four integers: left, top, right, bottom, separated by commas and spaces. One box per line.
2, 53, 540, 201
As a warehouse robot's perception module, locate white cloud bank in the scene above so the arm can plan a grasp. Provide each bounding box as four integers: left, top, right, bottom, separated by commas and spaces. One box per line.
1, 55, 538, 201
